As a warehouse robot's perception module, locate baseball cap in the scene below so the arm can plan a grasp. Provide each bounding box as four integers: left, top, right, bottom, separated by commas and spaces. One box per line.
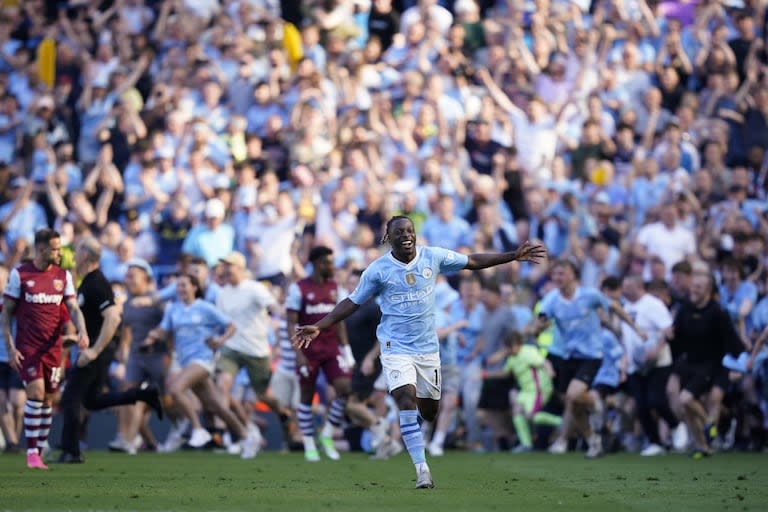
204, 198, 226, 219
219, 251, 247, 269
127, 258, 154, 279
36, 95, 55, 110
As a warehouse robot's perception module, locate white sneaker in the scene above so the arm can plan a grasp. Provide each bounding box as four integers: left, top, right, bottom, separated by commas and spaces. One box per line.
188, 428, 212, 448
108, 436, 137, 455
160, 418, 190, 453
428, 442, 444, 457
548, 438, 567, 454
640, 443, 666, 456
585, 434, 604, 459
227, 442, 242, 455
415, 466, 435, 489
672, 424, 689, 453
247, 423, 263, 446
241, 430, 261, 459
159, 434, 185, 453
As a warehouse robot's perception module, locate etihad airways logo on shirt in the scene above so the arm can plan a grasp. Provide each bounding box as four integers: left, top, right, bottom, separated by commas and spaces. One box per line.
391, 285, 434, 304
306, 303, 335, 315
25, 292, 63, 305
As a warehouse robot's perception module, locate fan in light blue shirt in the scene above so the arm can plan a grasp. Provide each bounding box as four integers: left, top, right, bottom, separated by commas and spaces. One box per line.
421, 195, 470, 250
535, 261, 636, 361
719, 260, 758, 338
181, 200, 235, 268
449, 295, 486, 364
593, 329, 625, 389
539, 285, 611, 360
159, 296, 231, 369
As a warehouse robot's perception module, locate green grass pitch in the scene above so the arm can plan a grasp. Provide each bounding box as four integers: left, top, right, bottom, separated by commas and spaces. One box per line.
1, 451, 766, 511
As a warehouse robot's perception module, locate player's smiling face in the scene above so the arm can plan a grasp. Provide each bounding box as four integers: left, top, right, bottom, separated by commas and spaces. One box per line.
389, 218, 417, 262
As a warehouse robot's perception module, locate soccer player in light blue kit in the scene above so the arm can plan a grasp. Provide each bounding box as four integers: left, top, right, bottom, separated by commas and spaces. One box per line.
294, 216, 546, 488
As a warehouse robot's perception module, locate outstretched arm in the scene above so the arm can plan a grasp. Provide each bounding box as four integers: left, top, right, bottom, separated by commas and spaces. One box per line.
464, 241, 547, 270
292, 298, 361, 349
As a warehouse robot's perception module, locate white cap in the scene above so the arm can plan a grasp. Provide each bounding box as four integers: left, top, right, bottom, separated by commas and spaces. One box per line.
594, 191, 611, 205
92, 75, 109, 88
204, 198, 226, 219
454, 0, 478, 15
36, 95, 55, 110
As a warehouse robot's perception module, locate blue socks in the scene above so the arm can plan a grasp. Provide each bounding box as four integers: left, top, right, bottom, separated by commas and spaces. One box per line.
399, 410, 425, 465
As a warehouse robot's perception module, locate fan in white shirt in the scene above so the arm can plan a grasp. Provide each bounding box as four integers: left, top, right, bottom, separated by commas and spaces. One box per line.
620, 274, 682, 456
634, 202, 696, 280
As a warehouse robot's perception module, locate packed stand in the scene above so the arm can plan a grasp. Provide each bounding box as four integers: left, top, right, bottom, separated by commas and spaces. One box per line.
1, 0, 768, 463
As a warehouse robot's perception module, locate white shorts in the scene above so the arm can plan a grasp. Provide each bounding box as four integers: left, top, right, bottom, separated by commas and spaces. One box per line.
380, 352, 441, 400
269, 368, 300, 409
187, 359, 215, 376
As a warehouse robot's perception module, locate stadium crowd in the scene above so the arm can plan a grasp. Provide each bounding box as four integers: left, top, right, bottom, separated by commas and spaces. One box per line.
2, 0, 768, 467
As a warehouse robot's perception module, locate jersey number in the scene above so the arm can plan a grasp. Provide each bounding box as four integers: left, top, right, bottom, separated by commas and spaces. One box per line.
434, 369, 439, 386
50, 367, 62, 386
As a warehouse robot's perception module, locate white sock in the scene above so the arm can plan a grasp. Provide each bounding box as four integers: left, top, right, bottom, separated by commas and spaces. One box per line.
321, 422, 335, 439
303, 435, 317, 452
415, 462, 429, 475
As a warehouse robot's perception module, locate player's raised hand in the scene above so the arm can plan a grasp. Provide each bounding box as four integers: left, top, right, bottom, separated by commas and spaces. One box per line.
292, 325, 320, 349
8, 347, 24, 372
513, 241, 548, 264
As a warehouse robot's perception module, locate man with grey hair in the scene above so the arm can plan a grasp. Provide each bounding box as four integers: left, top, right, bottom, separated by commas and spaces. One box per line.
55, 237, 162, 464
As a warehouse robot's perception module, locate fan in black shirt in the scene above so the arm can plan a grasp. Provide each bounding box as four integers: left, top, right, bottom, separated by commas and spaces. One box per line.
55, 237, 163, 463
668, 273, 743, 458
368, 0, 400, 51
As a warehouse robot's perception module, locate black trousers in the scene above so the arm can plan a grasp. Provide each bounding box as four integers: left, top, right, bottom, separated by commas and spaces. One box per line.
59, 344, 141, 456
627, 367, 679, 446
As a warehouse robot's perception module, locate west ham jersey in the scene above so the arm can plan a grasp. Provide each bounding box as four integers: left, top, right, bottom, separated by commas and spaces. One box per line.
286, 278, 343, 359
3, 262, 75, 351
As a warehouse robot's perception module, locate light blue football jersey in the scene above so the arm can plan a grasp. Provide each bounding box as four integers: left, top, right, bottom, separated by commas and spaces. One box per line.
593, 329, 625, 388
539, 286, 612, 360
160, 299, 231, 368
348, 246, 469, 355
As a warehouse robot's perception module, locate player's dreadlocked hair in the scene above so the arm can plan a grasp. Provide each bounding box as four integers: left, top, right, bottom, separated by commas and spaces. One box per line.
380, 215, 413, 245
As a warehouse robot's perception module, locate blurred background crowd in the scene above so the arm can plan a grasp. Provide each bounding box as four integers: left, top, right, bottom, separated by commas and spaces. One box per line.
1, 0, 768, 457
